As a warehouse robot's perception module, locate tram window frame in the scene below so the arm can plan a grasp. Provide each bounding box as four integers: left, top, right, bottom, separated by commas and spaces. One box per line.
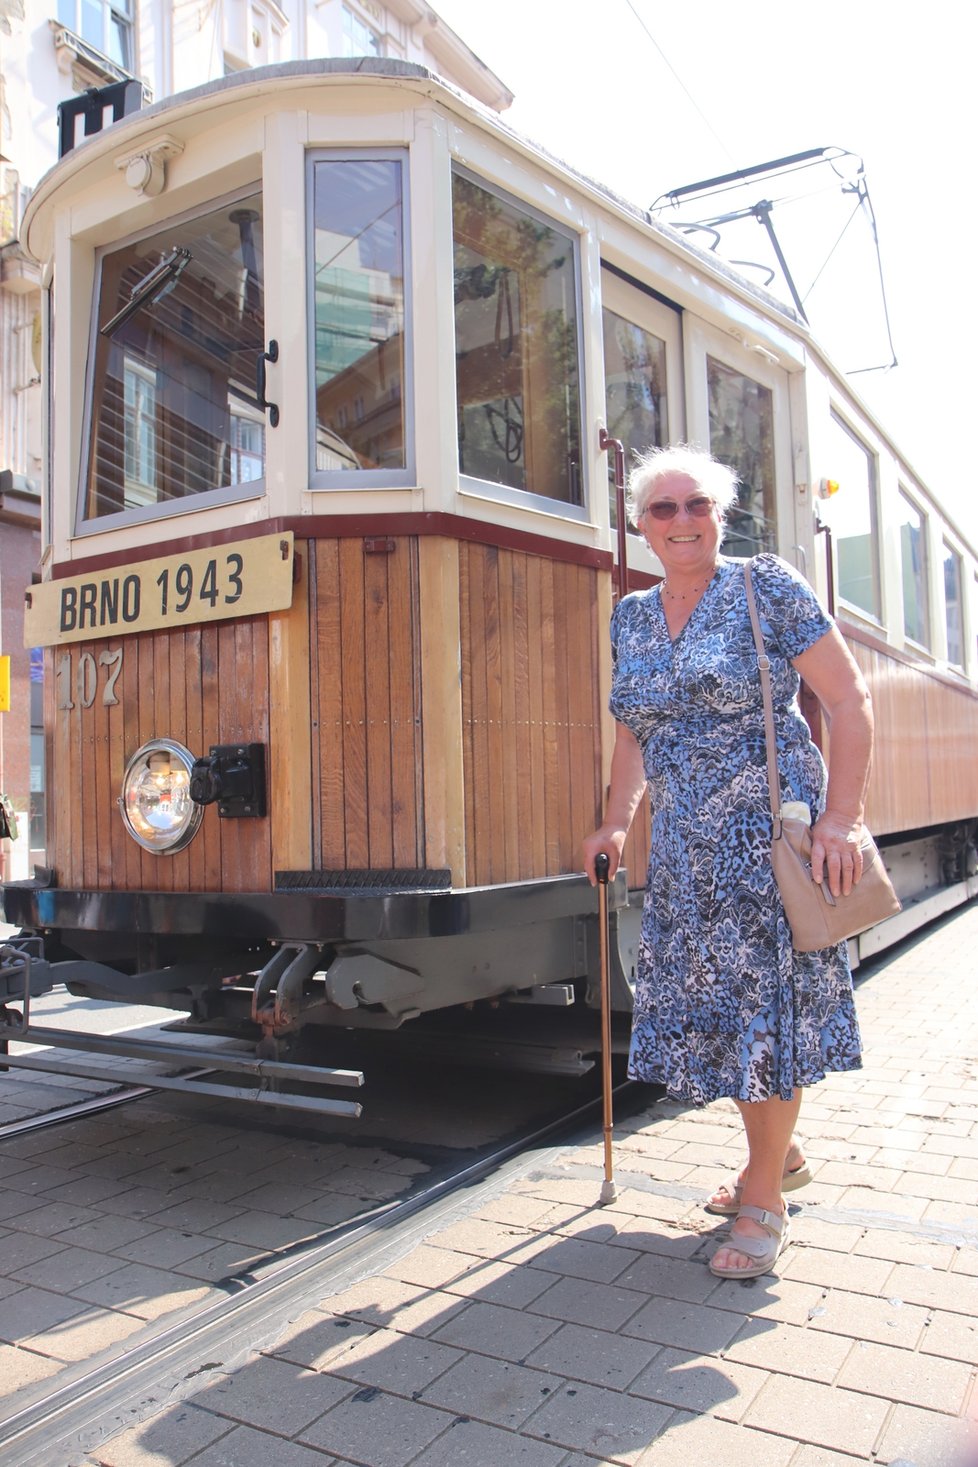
943, 539, 966, 671
897, 488, 931, 651
821, 409, 883, 625
451, 166, 588, 522
683, 318, 794, 560
306, 148, 414, 492
77, 183, 269, 537
599, 268, 683, 537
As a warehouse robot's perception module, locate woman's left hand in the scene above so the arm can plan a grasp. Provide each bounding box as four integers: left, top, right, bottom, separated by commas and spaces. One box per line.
810, 811, 866, 898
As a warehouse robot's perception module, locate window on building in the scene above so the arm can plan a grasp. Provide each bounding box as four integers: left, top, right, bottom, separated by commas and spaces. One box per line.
311, 155, 407, 478
602, 306, 668, 530
58, 0, 134, 69
453, 171, 583, 507
820, 412, 881, 620
83, 190, 265, 525
898, 491, 929, 647
944, 542, 964, 669
342, 4, 381, 56
707, 356, 775, 557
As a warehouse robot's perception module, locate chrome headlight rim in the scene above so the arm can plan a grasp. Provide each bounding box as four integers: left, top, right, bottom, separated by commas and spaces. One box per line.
119, 737, 204, 855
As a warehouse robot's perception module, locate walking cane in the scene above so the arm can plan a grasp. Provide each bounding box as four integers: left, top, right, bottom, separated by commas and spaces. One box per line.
594, 852, 618, 1205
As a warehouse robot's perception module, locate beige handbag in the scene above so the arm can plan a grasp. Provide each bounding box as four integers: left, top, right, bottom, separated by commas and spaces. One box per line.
744, 562, 901, 952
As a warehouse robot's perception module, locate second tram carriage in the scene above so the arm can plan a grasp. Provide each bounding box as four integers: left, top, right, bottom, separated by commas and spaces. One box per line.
2, 59, 976, 1107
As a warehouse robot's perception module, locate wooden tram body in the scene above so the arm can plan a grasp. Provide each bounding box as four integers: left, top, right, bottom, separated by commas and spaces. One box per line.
2, 59, 976, 1091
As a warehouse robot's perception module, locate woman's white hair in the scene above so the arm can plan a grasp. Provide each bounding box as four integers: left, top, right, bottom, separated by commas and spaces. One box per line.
626, 444, 740, 528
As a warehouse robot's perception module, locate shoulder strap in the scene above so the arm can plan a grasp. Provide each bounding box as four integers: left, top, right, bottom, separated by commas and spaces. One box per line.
743, 561, 783, 833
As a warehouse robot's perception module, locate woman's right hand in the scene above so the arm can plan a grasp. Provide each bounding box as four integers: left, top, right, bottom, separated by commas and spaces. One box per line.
581, 827, 628, 886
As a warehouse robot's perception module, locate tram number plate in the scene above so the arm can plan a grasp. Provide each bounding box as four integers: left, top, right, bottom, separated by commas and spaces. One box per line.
24, 533, 295, 647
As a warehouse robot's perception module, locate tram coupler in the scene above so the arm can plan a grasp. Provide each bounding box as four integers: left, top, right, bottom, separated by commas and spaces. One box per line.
0, 938, 56, 1032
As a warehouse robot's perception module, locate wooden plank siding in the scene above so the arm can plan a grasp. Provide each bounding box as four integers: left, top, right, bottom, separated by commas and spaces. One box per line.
851, 640, 978, 835
458, 543, 605, 885
311, 536, 425, 873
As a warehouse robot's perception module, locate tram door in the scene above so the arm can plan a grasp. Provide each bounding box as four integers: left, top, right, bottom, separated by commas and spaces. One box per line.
683, 318, 795, 563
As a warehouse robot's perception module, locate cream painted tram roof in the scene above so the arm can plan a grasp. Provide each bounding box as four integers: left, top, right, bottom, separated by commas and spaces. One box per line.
23, 57, 801, 334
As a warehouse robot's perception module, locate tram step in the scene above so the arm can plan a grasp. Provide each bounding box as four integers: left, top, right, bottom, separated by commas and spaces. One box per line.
275, 868, 452, 891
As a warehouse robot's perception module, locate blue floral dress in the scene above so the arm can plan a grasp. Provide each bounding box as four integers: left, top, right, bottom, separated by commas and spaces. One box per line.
610, 553, 862, 1105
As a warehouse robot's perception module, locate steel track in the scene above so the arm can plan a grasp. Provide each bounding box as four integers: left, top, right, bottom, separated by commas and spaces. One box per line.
0, 1078, 640, 1466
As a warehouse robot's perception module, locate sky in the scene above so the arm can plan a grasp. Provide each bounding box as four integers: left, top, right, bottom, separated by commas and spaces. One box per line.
435, 0, 978, 547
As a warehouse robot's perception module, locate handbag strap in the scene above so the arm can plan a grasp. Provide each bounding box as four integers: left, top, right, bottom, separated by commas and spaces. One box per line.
743, 560, 783, 838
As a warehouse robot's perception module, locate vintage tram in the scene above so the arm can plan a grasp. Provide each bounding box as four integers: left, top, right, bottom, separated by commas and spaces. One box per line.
1, 59, 976, 1109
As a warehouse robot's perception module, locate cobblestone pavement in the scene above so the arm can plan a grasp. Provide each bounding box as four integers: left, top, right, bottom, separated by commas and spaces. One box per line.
9, 903, 978, 1466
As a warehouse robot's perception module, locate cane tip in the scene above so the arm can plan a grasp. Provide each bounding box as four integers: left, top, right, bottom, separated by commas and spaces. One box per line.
598, 1180, 619, 1206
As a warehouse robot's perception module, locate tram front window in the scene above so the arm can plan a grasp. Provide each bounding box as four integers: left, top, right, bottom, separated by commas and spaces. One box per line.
452, 171, 582, 506
84, 191, 266, 524
312, 156, 406, 475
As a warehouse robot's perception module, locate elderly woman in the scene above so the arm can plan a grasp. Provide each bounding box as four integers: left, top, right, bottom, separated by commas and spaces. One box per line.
582, 444, 872, 1280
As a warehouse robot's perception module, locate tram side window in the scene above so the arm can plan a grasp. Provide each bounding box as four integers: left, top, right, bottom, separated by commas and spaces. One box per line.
602, 308, 668, 529
83, 192, 266, 524
452, 171, 583, 507
312, 156, 407, 477
707, 356, 775, 557
898, 492, 930, 648
944, 542, 965, 669
820, 412, 881, 621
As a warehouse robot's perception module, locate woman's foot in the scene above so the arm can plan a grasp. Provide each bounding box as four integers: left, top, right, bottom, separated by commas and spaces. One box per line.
709, 1203, 790, 1279
705, 1141, 810, 1215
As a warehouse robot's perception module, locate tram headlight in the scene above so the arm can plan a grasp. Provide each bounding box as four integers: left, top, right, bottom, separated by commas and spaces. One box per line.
119, 739, 203, 854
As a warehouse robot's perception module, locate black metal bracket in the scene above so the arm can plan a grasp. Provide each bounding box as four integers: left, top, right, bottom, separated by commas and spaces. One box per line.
256, 340, 280, 427
190, 743, 267, 818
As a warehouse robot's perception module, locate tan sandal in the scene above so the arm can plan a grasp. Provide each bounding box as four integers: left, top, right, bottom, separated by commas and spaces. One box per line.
705, 1160, 812, 1216
709, 1204, 790, 1279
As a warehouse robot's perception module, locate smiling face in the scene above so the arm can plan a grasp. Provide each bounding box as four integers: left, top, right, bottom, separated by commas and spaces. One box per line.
639, 472, 723, 581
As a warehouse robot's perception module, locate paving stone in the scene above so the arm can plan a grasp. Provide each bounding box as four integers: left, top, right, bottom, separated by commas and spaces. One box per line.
632, 1408, 797, 1466
525, 1323, 659, 1391
141, 1198, 247, 1232
0, 1187, 49, 1222
836, 1336, 973, 1411
301, 1385, 451, 1464
411, 1416, 565, 1465
0, 1284, 88, 1344
413, 1216, 534, 1262
326, 1324, 463, 1394
208, 1210, 322, 1251
805, 1285, 929, 1348
627, 1344, 766, 1420
172, 1242, 276, 1283
789, 1448, 867, 1466
884, 1261, 978, 1315
421, 1353, 561, 1428
623, 1295, 743, 1353
182, 1423, 338, 1467
611, 1251, 719, 1303
600, 1218, 706, 1260
442, 1258, 556, 1308
780, 1245, 895, 1295
10, 1243, 127, 1291
324, 1276, 468, 1337
93, 1402, 233, 1466
874, 1401, 971, 1466
0, 1341, 64, 1397
723, 1315, 854, 1382
381, 1244, 472, 1290
266, 1312, 376, 1372
920, 1308, 978, 1363
202, 1352, 349, 1434
112, 1227, 220, 1268
507, 1234, 639, 1284
22, 1303, 146, 1362
54, 1212, 160, 1252
527, 1274, 647, 1334
72, 1261, 212, 1319
431, 1299, 560, 1362
11, 1199, 104, 1238
524, 1379, 673, 1462
743, 1371, 892, 1455
0, 1230, 67, 1272
851, 1229, 957, 1269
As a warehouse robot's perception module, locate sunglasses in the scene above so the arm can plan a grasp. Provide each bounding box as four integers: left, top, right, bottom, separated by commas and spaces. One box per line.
642, 495, 715, 522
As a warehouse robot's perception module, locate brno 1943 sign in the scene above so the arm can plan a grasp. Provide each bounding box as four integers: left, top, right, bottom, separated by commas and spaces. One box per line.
24, 533, 295, 648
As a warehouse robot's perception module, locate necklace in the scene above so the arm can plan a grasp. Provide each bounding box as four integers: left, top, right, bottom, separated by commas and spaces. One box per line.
659, 567, 719, 602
